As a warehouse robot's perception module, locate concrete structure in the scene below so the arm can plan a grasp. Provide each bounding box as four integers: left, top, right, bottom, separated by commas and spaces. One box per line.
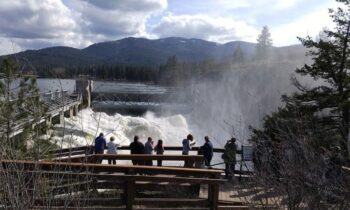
75, 78, 92, 108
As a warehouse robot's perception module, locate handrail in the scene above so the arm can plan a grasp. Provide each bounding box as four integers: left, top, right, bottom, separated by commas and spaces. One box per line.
94, 154, 204, 160
0, 159, 222, 177
10, 170, 225, 184
8, 169, 223, 210
55, 154, 204, 161
52, 154, 205, 168
48, 145, 240, 157
3, 162, 223, 210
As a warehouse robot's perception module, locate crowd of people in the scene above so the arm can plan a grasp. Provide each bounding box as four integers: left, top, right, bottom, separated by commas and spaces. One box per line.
94, 133, 238, 179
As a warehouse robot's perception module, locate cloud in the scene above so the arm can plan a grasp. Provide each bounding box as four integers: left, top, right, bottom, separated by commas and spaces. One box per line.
271, 4, 335, 46
82, 0, 167, 12
0, 0, 168, 55
152, 14, 258, 43
0, 0, 77, 39
0, 0, 339, 55
70, 0, 168, 39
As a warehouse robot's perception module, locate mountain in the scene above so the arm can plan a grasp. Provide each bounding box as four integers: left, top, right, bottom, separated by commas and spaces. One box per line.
2, 37, 258, 68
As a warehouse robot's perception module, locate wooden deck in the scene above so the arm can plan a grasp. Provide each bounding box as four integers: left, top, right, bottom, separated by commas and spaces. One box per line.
0, 146, 254, 209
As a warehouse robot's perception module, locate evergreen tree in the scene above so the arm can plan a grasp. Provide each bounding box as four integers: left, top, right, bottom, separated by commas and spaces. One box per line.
294, 0, 350, 156
0, 58, 48, 159
255, 25, 273, 60
232, 44, 245, 63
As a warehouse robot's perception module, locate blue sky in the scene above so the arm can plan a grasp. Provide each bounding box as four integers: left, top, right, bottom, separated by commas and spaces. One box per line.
0, 0, 337, 55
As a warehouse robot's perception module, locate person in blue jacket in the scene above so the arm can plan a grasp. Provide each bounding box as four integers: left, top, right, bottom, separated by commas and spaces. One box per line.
94, 133, 106, 163
202, 136, 214, 167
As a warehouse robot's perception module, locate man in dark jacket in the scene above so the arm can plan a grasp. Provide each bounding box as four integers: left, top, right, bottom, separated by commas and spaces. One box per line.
94, 133, 106, 163
203, 136, 214, 167
129, 135, 145, 165
222, 137, 238, 180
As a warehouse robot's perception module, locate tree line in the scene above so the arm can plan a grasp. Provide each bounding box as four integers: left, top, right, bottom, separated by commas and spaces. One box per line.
22, 24, 277, 85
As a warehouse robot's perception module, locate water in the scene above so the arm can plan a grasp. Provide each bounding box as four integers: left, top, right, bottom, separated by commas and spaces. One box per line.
53, 108, 191, 148
36, 78, 259, 170
35, 72, 292, 150
36, 79, 194, 146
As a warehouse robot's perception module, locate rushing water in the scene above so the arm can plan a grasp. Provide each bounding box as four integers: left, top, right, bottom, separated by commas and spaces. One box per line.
53, 108, 190, 147
35, 79, 193, 146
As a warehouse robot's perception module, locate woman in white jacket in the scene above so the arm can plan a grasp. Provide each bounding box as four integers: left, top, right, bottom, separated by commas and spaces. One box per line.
106, 137, 120, 165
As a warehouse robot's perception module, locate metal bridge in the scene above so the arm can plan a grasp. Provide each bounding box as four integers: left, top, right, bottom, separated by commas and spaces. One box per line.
9, 91, 82, 138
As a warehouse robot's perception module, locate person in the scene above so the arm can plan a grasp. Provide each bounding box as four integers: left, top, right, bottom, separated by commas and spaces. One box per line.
197, 145, 205, 167
154, 139, 165, 166
106, 136, 120, 165
202, 136, 214, 167
222, 137, 238, 180
94, 133, 106, 163
182, 134, 195, 167
144, 137, 154, 166
129, 135, 145, 165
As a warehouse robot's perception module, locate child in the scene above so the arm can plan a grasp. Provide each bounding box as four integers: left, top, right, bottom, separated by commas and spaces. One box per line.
154, 139, 164, 166
107, 136, 119, 165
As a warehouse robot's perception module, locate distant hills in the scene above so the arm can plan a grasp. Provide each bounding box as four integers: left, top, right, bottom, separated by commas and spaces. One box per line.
2, 37, 259, 67
1, 37, 305, 74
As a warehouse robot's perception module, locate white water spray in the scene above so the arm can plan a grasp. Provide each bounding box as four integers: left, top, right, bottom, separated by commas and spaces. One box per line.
52, 108, 191, 148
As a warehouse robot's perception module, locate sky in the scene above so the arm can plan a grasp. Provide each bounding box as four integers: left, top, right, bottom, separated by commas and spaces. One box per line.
0, 0, 338, 55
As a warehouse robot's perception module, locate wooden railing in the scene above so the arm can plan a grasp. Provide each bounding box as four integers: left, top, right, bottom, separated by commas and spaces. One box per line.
53, 154, 205, 168
48, 145, 241, 158
0, 159, 224, 210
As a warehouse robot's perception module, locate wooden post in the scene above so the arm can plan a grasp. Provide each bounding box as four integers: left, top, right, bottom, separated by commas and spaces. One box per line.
240, 145, 243, 181
208, 183, 219, 210
208, 173, 220, 210
125, 179, 135, 210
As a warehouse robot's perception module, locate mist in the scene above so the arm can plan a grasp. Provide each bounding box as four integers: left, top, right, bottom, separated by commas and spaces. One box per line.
182, 50, 311, 147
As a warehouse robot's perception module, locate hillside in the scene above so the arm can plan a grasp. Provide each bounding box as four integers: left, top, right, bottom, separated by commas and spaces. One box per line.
2, 37, 257, 68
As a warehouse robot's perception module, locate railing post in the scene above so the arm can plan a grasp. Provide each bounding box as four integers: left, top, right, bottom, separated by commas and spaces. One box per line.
125, 179, 135, 210
208, 173, 219, 210
208, 183, 219, 210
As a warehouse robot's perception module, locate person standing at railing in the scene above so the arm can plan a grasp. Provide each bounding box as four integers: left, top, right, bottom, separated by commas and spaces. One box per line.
203, 136, 214, 167
106, 136, 119, 165
130, 135, 145, 165
222, 137, 238, 180
144, 137, 154, 166
182, 134, 195, 167
94, 133, 106, 164
154, 139, 164, 166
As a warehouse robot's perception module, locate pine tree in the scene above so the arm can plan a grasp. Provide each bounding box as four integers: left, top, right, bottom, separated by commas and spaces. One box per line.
0, 58, 48, 159
232, 44, 245, 63
293, 0, 350, 156
256, 25, 273, 60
